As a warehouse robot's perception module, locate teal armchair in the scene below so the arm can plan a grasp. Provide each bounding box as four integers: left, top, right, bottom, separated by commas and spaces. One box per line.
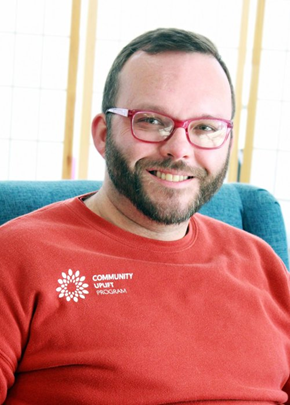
0, 180, 288, 270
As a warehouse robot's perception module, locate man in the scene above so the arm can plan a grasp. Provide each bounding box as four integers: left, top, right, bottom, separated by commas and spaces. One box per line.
0, 28, 289, 404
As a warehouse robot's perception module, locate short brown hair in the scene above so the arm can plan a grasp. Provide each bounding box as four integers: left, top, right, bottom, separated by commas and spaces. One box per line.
102, 28, 235, 119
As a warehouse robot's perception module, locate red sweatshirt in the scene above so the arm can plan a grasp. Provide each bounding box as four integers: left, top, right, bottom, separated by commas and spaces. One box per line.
0, 196, 289, 404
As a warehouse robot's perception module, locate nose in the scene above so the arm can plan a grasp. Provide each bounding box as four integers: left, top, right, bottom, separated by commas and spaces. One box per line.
159, 127, 194, 160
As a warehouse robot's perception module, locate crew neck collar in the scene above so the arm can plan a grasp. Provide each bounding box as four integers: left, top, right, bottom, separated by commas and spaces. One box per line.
67, 194, 199, 253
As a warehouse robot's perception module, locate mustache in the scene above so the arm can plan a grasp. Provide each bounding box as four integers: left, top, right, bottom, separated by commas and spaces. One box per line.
136, 157, 208, 179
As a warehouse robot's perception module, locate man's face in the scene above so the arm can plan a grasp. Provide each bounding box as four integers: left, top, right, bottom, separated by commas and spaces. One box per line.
105, 129, 230, 224
104, 51, 233, 225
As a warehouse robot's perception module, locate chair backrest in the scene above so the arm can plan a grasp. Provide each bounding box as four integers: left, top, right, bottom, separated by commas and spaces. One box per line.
0, 180, 288, 270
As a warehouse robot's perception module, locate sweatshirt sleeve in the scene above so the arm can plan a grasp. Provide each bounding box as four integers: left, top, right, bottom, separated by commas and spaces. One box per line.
283, 377, 290, 404
283, 273, 290, 404
0, 272, 19, 401
0, 226, 34, 402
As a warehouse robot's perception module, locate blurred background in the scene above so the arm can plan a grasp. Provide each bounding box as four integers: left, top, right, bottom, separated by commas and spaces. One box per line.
0, 0, 289, 248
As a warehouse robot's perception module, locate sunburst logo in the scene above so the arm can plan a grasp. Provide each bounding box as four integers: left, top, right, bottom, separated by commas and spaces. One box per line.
56, 269, 89, 302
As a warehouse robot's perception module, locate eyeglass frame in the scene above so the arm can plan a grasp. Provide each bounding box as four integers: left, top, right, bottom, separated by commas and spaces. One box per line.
105, 107, 233, 150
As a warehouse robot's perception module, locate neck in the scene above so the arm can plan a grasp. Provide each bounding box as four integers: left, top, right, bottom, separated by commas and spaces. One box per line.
84, 187, 189, 242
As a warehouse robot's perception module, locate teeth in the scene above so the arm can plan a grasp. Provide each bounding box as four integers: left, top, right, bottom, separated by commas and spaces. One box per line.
156, 171, 189, 182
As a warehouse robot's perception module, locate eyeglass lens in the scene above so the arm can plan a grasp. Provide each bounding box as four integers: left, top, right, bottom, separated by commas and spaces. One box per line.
132, 111, 228, 148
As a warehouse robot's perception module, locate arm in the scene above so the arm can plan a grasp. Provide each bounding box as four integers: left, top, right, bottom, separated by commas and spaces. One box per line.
0, 230, 33, 401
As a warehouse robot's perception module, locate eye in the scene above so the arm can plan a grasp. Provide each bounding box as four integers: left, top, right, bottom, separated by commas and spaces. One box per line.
136, 116, 164, 126
189, 120, 222, 137
133, 113, 170, 133
195, 123, 216, 133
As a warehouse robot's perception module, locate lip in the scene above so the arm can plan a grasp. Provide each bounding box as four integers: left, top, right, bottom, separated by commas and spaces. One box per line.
148, 169, 194, 185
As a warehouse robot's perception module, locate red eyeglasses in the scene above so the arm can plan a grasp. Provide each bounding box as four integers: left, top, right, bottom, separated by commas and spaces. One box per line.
106, 108, 233, 150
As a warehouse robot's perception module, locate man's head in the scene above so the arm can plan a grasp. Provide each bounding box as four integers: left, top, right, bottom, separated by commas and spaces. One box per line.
92, 28, 234, 226
102, 28, 235, 119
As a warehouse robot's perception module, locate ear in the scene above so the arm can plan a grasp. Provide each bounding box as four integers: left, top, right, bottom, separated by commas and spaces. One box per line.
91, 113, 107, 158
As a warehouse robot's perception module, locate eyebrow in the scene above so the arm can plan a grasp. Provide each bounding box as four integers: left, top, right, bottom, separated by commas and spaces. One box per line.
132, 106, 228, 120
134, 104, 165, 113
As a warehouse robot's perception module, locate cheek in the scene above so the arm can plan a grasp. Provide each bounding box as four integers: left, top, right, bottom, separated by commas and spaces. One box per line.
125, 144, 161, 170
113, 125, 159, 167
113, 124, 131, 143
194, 146, 230, 174
111, 125, 137, 163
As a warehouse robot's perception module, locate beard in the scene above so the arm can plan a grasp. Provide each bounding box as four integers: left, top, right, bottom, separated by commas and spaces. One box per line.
105, 132, 230, 225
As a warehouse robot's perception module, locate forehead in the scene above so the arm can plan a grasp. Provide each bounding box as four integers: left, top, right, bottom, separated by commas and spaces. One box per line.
117, 51, 232, 119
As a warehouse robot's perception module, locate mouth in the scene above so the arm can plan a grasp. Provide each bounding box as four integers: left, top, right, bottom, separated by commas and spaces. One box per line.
149, 170, 193, 183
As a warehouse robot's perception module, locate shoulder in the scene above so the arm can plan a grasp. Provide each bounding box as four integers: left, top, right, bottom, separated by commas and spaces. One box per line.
0, 198, 78, 254
0, 198, 70, 231
191, 213, 290, 304
193, 212, 275, 247
192, 212, 289, 274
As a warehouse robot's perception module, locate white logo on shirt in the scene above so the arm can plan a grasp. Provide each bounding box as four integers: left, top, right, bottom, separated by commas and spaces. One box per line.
56, 269, 89, 302
92, 273, 133, 296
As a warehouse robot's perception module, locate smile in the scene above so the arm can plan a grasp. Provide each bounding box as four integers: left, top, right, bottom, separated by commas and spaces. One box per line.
152, 170, 192, 182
